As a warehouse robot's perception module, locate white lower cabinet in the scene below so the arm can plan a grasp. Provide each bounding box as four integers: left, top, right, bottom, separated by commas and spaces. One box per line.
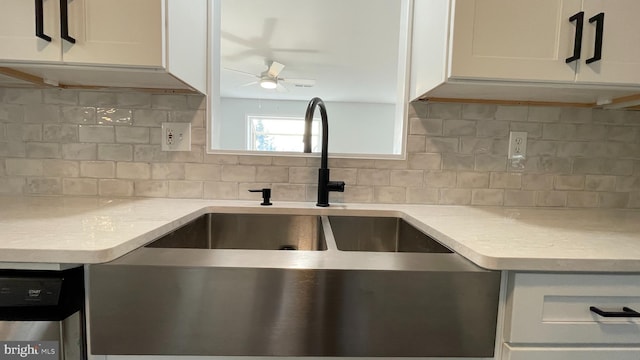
502, 272, 640, 359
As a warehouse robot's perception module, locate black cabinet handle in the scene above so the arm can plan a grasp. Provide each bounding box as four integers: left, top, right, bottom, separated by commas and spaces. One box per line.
565, 11, 584, 63
35, 0, 52, 42
59, 0, 76, 43
590, 306, 640, 318
586, 12, 605, 64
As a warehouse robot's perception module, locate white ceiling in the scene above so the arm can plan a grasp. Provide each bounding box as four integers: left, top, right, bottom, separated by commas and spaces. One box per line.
219, 0, 403, 103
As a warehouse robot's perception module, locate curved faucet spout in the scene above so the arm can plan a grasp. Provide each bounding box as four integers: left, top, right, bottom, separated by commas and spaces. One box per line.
303, 97, 345, 207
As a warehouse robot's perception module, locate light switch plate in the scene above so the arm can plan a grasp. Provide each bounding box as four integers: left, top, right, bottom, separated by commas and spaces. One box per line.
161, 123, 191, 151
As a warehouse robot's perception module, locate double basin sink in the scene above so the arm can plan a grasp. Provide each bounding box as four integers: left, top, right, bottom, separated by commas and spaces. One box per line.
89, 211, 501, 357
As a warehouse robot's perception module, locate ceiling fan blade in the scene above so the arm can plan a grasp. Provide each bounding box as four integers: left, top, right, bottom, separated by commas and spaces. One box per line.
281, 78, 316, 87
223, 67, 259, 78
267, 61, 285, 78
240, 81, 258, 87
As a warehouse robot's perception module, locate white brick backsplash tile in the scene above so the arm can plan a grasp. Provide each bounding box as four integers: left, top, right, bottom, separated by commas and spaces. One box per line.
456, 172, 489, 188
99, 179, 134, 197
24, 105, 60, 123
524, 156, 572, 174
134, 180, 168, 197
406, 188, 438, 204
6, 159, 43, 176
191, 127, 206, 145
374, 186, 406, 203
522, 174, 554, 190
26, 177, 61, 195
567, 191, 598, 208
585, 175, 616, 191
331, 168, 358, 185
374, 159, 407, 170
504, 190, 536, 206
357, 169, 390, 186
61, 106, 96, 124
536, 191, 567, 207
615, 176, 640, 192
151, 163, 185, 180
425, 171, 456, 188
560, 107, 592, 124
272, 156, 306, 166
573, 158, 634, 176
170, 110, 206, 128
598, 192, 629, 208
204, 181, 238, 199
43, 160, 79, 177
185, 163, 222, 181
472, 189, 504, 206
510, 122, 542, 138
22, 125, 43, 141
462, 104, 497, 120
443, 120, 476, 136
439, 188, 471, 205
166, 146, 203, 164
0, 177, 25, 194
341, 185, 374, 203
490, 172, 522, 189
187, 95, 206, 110
80, 161, 115, 178
459, 138, 493, 154
79, 125, 115, 143
79, 92, 117, 106
409, 118, 442, 135
0, 104, 23, 122
169, 181, 203, 198
2, 89, 42, 104
63, 178, 97, 196
475, 155, 506, 172
495, 105, 528, 121
2, 141, 25, 157
43, 124, 78, 142
152, 94, 188, 109
115, 127, 149, 144
408, 153, 441, 170
528, 140, 557, 156
98, 144, 133, 161
528, 106, 561, 123
409, 101, 429, 118
220, 165, 255, 182
593, 109, 626, 125
44, 89, 77, 105
256, 166, 288, 182
288, 167, 315, 184
117, 162, 151, 179
117, 93, 151, 108
425, 137, 458, 153
628, 192, 640, 208
272, 184, 306, 201
238, 155, 272, 166
204, 154, 239, 165
62, 143, 97, 160
407, 135, 426, 153
428, 103, 461, 119
390, 170, 423, 187
607, 126, 638, 143
442, 153, 474, 171
328, 158, 376, 169
554, 175, 585, 190
133, 109, 167, 127
133, 145, 168, 162
573, 125, 607, 141
97, 108, 133, 125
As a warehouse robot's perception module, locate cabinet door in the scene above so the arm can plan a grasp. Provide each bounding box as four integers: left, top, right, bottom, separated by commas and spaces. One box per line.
576, 0, 640, 85
0, 0, 61, 62
450, 0, 581, 82
503, 345, 640, 360
62, 0, 163, 67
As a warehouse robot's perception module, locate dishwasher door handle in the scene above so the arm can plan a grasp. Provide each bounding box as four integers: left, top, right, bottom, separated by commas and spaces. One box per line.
590, 306, 640, 318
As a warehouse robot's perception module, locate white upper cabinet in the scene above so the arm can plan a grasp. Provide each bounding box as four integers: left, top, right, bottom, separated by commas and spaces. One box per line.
0, 0, 207, 93
411, 0, 640, 104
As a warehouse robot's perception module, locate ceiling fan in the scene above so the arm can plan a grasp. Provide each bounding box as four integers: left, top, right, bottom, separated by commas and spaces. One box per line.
224, 61, 316, 91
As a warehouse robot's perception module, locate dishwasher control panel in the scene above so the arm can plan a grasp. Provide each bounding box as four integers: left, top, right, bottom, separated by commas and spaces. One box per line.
0, 277, 62, 307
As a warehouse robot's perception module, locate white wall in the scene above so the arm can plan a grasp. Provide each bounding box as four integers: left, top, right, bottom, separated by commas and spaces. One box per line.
217, 98, 396, 154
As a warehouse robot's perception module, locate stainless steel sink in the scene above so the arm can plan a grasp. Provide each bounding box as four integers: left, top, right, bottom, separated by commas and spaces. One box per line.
89, 211, 501, 358
146, 213, 326, 251
329, 216, 451, 253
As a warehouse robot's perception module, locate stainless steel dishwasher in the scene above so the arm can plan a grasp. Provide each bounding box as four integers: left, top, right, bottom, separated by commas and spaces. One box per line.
0, 266, 86, 360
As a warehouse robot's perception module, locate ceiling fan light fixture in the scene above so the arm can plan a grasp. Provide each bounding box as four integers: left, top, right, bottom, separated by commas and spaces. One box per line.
259, 78, 277, 89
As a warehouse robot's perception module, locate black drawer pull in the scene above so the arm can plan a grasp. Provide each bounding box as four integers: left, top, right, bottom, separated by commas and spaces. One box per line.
586, 12, 605, 64
565, 11, 584, 63
590, 306, 640, 318
59, 0, 76, 43
35, 0, 52, 41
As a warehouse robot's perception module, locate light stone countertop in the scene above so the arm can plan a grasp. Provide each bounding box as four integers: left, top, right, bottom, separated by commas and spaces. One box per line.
1, 196, 640, 272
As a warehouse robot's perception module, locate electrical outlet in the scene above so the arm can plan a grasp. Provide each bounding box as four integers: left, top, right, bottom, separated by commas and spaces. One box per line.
161, 123, 191, 151
508, 131, 527, 159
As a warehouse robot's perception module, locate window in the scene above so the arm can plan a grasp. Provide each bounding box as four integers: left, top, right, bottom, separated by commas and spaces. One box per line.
247, 116, 320, 152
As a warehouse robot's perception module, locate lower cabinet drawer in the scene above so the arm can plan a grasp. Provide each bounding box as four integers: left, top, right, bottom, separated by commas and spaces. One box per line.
503, 344, 640, 360
505, 273, 640, 344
